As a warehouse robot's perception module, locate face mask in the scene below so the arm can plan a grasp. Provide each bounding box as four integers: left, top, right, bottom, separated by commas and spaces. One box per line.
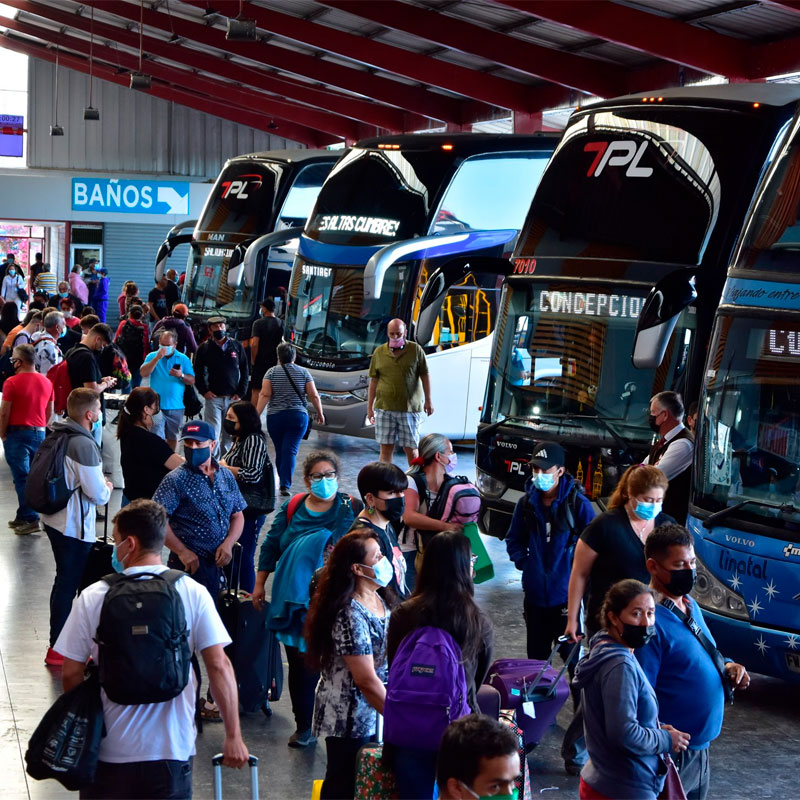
162, 345, 174, 357
185, 445, 211, 470
222, 419, 238, 436
619, 622, 656, 649
91, 415, 102, 435
661, 566, 697, 597
634, 501, 662, 521
9, 270, 15, 276
460, 781, 519, 800
532, 471, 556, 491
381, 496, 405, 521
59, 291, 68, 298
388, 336, 405, 349
63, 311, 72, 318
212, 329, 225, 341
111, 541, 130, 573
361, 556, 393, 588
58, 327, 67, 338
310, 476, 338, 500
444, 452, 458, 473
648, 413, 661, 432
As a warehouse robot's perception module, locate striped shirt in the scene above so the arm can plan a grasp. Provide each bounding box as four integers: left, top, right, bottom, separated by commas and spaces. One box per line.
223, 433, 269, 484
264, 363, 312, 415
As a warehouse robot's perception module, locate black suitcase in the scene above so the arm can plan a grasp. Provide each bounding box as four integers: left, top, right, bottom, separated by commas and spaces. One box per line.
216, 544, 283, 715
78, 504, 113, 592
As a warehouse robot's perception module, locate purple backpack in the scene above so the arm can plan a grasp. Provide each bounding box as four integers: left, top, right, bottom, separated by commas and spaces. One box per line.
383, 626, 470, 751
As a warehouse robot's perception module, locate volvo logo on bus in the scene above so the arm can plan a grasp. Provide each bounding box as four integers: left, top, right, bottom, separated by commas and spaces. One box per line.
584, 141, 653, 178
220, 173, 263, 200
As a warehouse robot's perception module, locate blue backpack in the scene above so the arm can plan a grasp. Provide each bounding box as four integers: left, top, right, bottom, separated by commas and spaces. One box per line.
383, 626, 470, 751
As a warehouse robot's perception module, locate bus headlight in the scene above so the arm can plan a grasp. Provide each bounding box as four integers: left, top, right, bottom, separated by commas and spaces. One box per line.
693, 554, 750, 621
476, 469, 506, 499
350, 388, 369, 401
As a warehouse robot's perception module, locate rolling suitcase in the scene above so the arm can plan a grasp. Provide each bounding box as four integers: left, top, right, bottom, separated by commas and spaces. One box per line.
212, 753, 259, 800
498, 710, 533, 800
78, 504, 113, 592
216, 544, 283, 715
354, 712, 399, 800
486, 637, 580, 750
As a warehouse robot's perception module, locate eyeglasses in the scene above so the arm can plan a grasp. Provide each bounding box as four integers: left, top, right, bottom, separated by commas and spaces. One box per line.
310, 471, 337, 481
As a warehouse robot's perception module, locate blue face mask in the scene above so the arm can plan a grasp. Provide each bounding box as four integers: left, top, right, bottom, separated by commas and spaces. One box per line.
91, 416, 102, 435
634, 500, 662, 521
59, 291, 68, 298
185, 445, 211, 470
111, 541, 129, 573
310, 476, 338, 500
532, 471, 556, 492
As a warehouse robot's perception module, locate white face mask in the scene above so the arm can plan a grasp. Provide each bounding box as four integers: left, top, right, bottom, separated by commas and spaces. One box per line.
360, 556, 393, 587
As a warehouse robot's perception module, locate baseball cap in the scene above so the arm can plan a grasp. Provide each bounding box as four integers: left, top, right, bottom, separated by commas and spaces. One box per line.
173, 303, 189, 317
207, 315, 226, 325
529, 442, 566, 470
180, 420, 216, 442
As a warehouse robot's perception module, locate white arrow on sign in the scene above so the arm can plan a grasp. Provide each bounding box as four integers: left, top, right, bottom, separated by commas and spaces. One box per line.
157, 187, 189, 215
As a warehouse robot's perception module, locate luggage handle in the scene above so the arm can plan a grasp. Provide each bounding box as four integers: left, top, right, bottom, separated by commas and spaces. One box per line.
212, 753, 258, 800
523, 635, 581, 701
222, 542, 244, 598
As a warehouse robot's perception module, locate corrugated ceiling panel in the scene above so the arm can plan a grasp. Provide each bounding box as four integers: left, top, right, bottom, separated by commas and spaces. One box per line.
580, 41, 657, 66
700, 4, 800, 38
511, 20, 603, 48
429, 0, 534, 29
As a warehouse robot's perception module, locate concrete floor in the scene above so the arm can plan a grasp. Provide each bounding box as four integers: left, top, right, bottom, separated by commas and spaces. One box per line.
1, 430, 798, 799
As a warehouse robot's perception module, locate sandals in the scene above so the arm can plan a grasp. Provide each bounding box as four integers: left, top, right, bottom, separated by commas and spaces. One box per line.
199, 699, 222, 722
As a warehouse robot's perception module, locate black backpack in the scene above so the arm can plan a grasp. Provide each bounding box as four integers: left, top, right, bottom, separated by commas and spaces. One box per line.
0, 348, 14, 391
95, 570, 191, 705
519, 481, 586, 547
25, 429, 82, 515
116, 321, 146, 368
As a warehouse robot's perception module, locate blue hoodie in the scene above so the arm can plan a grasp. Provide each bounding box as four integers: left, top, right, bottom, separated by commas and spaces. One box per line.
505, 473, 595, 606
572, 632, 672, 800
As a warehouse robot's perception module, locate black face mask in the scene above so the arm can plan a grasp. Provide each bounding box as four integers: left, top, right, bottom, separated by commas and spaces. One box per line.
381, 497, 405, 522
648, 413, 660, 433
662, 566, 697, 597
222, 419, 238, 436
619, 623, 656, 649
212, 329, 225, 341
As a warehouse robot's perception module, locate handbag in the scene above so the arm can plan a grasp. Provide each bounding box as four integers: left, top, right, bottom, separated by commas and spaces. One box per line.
183, 382, 203, 418
282, 364, 313, 439
658, 754, 688, 800
25, 667, 105, 790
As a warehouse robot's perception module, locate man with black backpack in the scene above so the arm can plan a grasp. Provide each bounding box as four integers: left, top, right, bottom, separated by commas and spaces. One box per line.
55, 499, 249, 797
505, 442, 595, 664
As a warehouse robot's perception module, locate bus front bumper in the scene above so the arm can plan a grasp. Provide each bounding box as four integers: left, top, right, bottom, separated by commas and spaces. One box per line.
315, 393, 375, 440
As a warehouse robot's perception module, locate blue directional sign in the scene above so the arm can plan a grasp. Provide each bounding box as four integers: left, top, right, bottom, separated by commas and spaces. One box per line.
72, 178, 190, 215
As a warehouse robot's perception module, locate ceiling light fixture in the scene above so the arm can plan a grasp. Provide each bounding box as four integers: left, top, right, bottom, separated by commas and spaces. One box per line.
50, 47, 64, 135
84, 5, 100, 120
130, 0, 152, 90
226, 0, 257, 41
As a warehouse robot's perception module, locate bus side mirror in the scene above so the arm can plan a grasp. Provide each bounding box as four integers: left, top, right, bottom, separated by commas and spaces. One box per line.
632, 269, 696, 369
226, 244, 247, 288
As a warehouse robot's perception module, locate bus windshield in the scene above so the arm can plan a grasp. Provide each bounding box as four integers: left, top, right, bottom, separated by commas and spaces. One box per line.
483, 282, 695, 445
695, 313, 800, 538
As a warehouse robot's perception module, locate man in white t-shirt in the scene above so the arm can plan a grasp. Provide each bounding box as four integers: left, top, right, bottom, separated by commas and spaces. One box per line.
55, 499, 249, 799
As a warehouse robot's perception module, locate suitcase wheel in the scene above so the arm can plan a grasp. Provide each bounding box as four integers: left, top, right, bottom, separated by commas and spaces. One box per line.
261, 700, 272, 718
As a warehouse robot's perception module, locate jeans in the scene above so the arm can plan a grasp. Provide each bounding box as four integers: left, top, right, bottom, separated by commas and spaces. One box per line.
266, 408, 307, 490
223, 513, 265, 594
393, 745, 438, 800
167, 552, 224, 600
203, 396, 234, 456
45, 525, 92, 646
284, 644, 319, 733
79, 758, 193, 799
321, 736, 371, 799
4, 427, 45, 521
94, 300, 108, 323
523, 599, 576, 677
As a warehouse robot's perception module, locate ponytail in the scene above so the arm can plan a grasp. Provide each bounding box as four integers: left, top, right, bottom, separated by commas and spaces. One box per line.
607, 464, 668, 510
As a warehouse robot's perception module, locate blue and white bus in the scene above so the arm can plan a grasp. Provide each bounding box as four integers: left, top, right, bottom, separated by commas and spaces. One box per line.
284, 133, 557, 442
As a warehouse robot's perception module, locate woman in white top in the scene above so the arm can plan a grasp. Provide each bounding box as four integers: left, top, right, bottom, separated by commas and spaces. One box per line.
2, 264, 25, 311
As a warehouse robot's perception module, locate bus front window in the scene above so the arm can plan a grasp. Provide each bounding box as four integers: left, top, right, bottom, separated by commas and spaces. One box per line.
287, 259, 410, 359
695, 315, 800, 536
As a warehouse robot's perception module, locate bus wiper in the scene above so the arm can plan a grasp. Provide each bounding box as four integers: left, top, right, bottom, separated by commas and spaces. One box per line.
478, 413, 580, 443
703, 499, 800, 529
569, 415, 633, 456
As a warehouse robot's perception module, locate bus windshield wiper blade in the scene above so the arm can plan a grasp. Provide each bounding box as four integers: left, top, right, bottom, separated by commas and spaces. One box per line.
703, 499, 800, 529
569, 415, 633, 455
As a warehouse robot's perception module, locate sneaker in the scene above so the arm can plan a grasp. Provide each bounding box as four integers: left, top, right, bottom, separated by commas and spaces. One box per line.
45, 647, 65, 667
564, 761, 584, 776
14, 520, 41, 535
288, 728, 317, 748
8, 518, 25, 529
280, 487, 291, 497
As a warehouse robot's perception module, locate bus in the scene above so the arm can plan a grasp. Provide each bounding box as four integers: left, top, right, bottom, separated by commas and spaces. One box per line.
155, 149, 339, 339
670, 112, 800, 683
284, 133, 558, 442
473, 84, 800, 540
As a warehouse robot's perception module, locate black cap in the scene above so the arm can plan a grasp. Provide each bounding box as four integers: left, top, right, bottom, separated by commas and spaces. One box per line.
530, 441, 566, 470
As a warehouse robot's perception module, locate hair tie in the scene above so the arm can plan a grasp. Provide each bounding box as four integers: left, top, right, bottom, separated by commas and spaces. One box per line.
410, 456, 425, 466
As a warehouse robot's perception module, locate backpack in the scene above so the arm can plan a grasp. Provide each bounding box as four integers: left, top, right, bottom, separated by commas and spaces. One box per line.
0, 348, 14, 391
383, 626, 470, 751
519, 482, 586, 548
47, 358, 73, 414
408, 473, 482, 550
105, 342, 131, 388
95, 570, 191, 705
116, 321, 146, 368
25, 429, 82, 515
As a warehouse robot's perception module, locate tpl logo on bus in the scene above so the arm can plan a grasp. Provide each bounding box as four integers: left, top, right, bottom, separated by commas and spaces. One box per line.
584, 141, 653, 178
220, 174, 263, 200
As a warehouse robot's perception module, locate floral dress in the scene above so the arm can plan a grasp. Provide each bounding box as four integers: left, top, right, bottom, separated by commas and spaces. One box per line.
312, 597, 389, 740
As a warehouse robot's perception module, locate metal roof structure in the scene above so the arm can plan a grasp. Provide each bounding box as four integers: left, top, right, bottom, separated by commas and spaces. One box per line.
2, 0, 800, 147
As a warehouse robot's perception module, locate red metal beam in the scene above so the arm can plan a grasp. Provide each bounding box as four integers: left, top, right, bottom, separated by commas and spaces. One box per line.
492, 0, 748, 78
184, 0, 571, 113
0, 13, 359, 140
91, 0, 467, 125
0, 32, 329, 147
319, 0, 617, 97
2, 0, 413, 132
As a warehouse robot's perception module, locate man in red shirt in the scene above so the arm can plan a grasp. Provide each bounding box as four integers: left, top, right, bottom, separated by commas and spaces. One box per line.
0, 343, 54, 534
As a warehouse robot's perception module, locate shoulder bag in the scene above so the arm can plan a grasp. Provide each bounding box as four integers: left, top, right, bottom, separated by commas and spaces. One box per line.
658, 753, 688, 800
282, 364, 313, 439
